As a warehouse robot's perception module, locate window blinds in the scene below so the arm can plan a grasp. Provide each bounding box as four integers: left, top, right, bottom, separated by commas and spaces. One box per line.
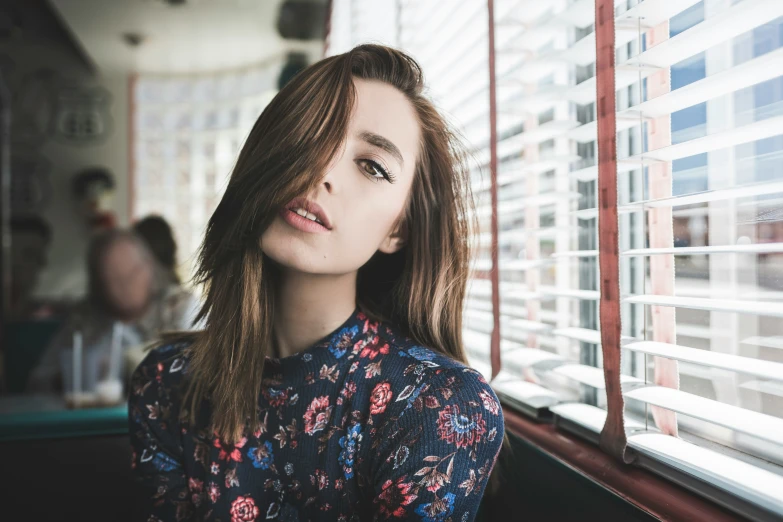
326, 0, 783, 517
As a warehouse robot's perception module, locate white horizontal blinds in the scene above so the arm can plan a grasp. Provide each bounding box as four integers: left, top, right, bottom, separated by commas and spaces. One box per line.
615, 0, 783, 466
394, 0, 492, 368
398, 0, 607, 405
479, 0, 613, 409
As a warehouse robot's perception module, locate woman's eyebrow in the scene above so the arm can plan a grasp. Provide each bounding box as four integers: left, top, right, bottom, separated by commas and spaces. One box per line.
358, 131, 404, 167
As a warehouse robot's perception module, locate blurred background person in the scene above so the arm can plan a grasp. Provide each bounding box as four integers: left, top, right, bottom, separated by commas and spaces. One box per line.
2, 216, 59, 393
8, 215, 52, 321
27, 229, 200, 397
133, 215, 181, 285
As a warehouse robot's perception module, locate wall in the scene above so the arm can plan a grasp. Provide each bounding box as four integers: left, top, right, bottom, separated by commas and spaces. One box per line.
33, 73, 129, 299
0, 0, 129, 300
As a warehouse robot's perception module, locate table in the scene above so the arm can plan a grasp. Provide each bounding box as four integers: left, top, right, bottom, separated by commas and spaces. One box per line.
0, 394, 128, 442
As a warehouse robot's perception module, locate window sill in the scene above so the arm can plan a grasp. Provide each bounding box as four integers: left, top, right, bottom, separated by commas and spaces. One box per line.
501, 405, 742, 522
505, 398, 783, 522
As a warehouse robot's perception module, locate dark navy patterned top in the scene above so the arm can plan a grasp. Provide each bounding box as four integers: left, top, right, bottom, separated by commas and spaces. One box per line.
129, 310, 504, 522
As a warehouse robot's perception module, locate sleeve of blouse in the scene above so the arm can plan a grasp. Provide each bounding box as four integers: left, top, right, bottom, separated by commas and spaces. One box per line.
128, 347, 194, 521
370, 366, 504, 522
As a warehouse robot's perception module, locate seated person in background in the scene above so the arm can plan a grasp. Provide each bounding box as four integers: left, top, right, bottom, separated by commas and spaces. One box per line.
133, 215, 181, 285
27, 229, 201, 398
9, 215, 52, 321
2, 216, 58, 393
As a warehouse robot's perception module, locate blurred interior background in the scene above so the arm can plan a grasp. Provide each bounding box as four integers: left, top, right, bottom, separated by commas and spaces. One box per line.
0, 1, 330, 519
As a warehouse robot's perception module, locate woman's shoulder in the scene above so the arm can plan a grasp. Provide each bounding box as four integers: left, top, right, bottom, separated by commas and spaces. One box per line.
139, 341, 190, 366
372, 326, 503, 419
366, 329, 504, 465
128, 343, 194, 434
130, 342, 191, 393
375, 325, 490, 380
128, 343, 194, 456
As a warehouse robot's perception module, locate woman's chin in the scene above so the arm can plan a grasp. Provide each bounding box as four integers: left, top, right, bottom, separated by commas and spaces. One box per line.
263, 249, 361, 278
266, 254, 335, 276
262, 227, 369, 276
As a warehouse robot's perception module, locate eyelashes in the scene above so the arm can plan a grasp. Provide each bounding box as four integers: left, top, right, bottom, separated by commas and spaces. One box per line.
357, 159, 397, 184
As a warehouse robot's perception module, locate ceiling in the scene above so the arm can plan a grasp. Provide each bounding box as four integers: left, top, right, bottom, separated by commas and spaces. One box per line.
49, 0, 323, 75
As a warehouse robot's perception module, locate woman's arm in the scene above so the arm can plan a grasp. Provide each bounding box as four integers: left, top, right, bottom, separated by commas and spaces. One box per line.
370, 367, 504, 521
129, 347, 194, 521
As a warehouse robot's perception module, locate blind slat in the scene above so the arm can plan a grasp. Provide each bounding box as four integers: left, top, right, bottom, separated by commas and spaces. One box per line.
626, 114, 783, 163
631, 46, 783, 119
625, 341, 783, 382
624, 295, 783, 318
742, 336, 783, 351
504, 347, 564, 368
625, 387, 783, 446
472, 258, 555, 271
625, 0, 783, 69
629, 434, 783, 516
552, 364, 643, 389
539, 287, 600, 300
493, 379, 560, 409
552, 327, 637, 345
551, 249, 598, 258
552, 402, 645, 433
623, 243, 783, 256
575, 180, 783, 218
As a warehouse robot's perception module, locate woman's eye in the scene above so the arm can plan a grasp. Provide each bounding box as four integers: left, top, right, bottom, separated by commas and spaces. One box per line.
358, 160, 395, 183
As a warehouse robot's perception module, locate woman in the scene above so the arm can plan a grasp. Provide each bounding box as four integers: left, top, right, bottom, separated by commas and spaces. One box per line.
28, 229, 199, 395
129, 45, 504, 522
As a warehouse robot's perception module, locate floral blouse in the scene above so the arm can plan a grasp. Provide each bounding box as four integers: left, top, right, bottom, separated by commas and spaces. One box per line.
129, 310, 504, 522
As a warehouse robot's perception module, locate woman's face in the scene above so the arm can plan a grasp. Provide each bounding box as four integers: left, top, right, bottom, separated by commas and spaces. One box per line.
261, 78, 421, 275
101, 239, 154, 319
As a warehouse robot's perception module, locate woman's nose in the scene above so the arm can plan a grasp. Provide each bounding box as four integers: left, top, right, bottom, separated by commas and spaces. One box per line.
321, 168, 336, 194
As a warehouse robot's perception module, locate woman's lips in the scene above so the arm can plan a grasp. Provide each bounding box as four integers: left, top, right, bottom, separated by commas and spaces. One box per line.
279, 207, 331, 234
281, 197, 332, 233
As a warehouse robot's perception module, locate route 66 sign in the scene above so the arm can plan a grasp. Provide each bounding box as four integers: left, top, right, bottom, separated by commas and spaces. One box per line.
52, 86, 112, 144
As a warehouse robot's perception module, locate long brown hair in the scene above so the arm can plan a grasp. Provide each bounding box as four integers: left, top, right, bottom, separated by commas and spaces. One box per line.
180, 44, 476, 443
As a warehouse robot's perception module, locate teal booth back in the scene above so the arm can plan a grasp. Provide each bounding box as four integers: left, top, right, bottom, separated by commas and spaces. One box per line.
3, 319, 61, 393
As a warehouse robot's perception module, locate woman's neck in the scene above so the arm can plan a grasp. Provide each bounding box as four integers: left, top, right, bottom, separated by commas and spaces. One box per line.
274, 270, 358, 358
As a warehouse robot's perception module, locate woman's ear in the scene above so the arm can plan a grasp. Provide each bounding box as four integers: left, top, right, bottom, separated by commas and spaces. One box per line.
378, 234, 405, 254
378, 219, 408, 254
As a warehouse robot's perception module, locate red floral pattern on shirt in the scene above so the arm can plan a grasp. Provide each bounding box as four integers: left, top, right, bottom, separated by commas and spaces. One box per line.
303, 396, 333, 435
129, 310, 503, 522
214, 436, 247, 463
436, 404, 487, 449
375, 475, 418, 518
230, 495, 259, 522
369, 382, 393, 415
